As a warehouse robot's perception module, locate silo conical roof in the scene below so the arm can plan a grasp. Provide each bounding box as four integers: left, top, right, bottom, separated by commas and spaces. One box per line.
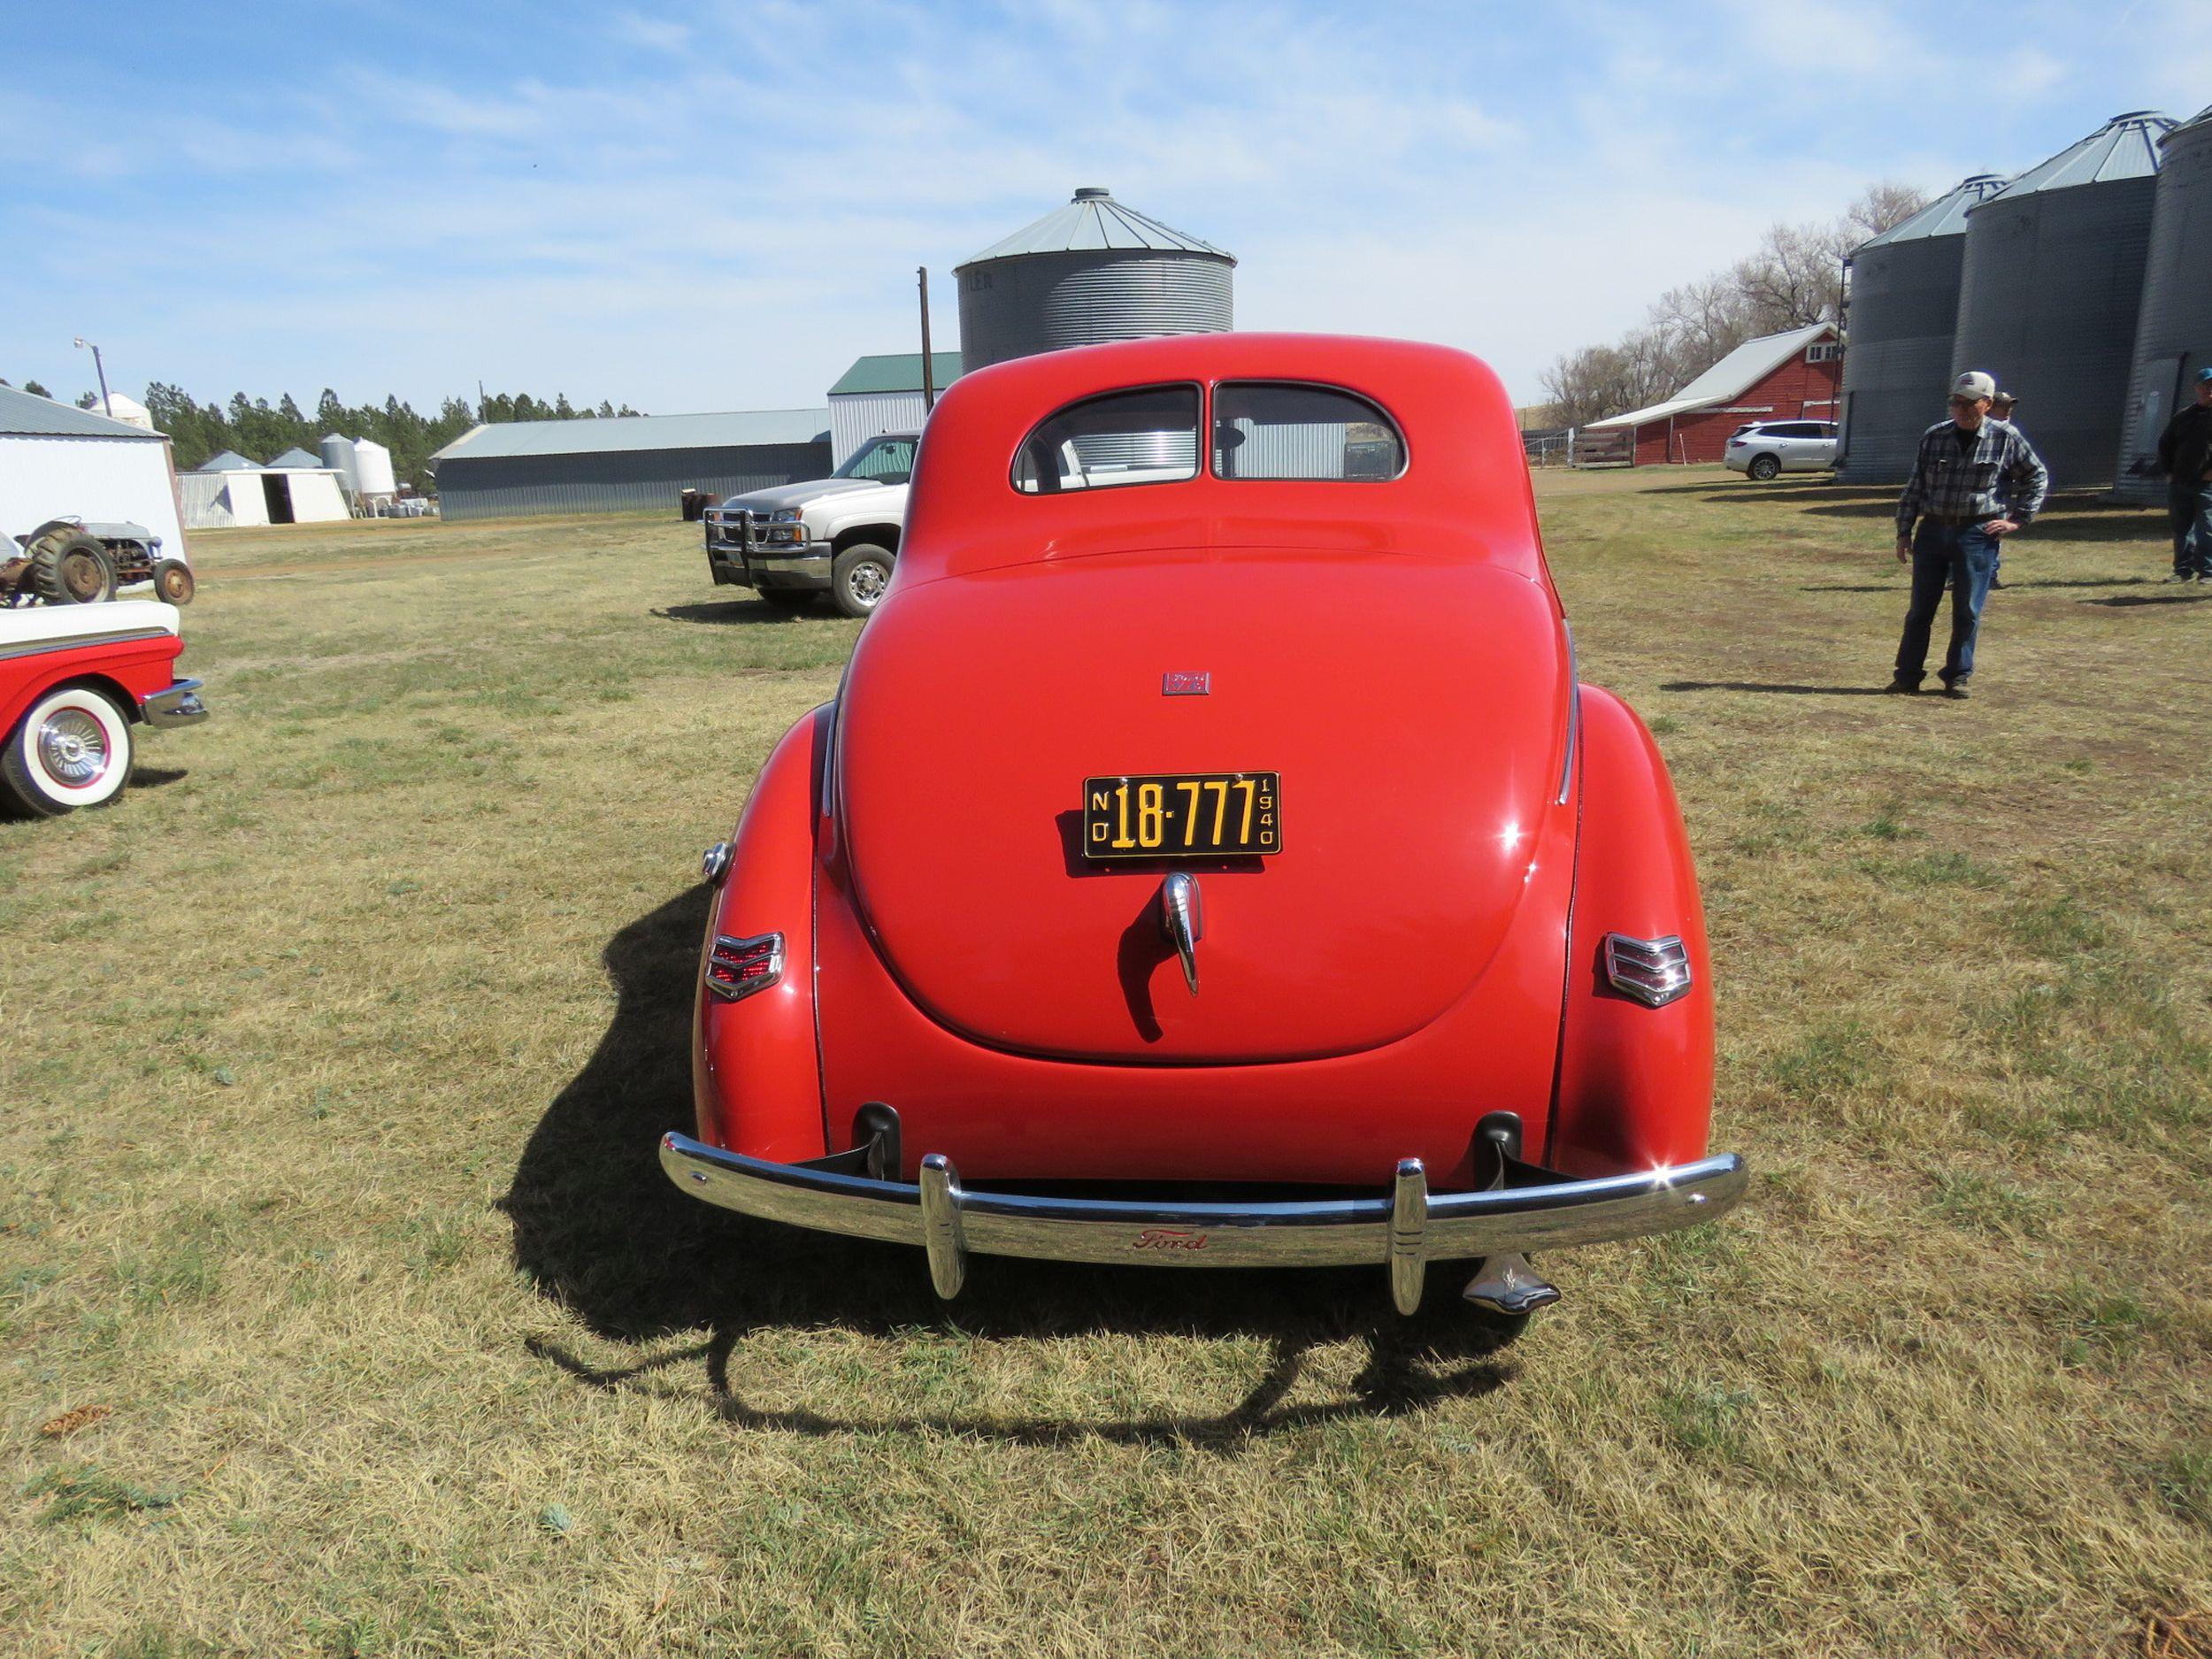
2165, 103, 2212, 140
957, 188, 1233, 268
1978, 111, 2175, 201
1854, 175, 2009, 251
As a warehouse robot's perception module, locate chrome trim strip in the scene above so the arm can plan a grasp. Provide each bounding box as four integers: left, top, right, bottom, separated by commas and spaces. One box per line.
660, 1133, 1747, 1287
1555, 619, 1580, 807
0, 626, 170, 664
140, 679, 208, 729
1387, 1158, 1428, 1316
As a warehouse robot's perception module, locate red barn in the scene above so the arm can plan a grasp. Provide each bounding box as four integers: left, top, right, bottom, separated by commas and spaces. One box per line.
1587, 322, 1842, 465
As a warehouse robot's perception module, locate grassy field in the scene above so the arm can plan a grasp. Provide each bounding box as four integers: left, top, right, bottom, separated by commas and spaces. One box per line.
3, 471, 2208, 1657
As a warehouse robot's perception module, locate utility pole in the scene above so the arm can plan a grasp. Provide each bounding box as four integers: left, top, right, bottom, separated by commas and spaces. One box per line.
918, 267, 936, 411
72, 337, 111, 418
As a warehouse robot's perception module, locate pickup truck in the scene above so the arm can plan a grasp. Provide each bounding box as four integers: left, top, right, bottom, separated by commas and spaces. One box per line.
703, 432, 916, 618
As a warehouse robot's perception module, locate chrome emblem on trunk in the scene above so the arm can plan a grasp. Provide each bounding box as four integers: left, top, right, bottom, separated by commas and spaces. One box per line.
1162, 671, 1210, 695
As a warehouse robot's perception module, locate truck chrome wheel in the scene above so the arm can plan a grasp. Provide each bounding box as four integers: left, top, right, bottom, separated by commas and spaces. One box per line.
2, 685, 133, 816
831, 543, 895, 619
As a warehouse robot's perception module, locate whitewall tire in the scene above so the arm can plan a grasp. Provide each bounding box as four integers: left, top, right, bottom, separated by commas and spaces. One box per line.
3, 685, 134, 817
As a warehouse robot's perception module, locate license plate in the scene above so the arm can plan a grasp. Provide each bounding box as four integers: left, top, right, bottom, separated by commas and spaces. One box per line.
1081, 772, 1282, 860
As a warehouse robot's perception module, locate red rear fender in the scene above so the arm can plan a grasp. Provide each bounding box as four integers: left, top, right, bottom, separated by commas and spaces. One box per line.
1549, 688, 1715, 1175
692, 704, 831, 1160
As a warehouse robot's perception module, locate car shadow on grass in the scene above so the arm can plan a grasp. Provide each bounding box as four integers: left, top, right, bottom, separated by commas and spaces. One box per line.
651, 599, 824, 626
503, 884, 1525, 1445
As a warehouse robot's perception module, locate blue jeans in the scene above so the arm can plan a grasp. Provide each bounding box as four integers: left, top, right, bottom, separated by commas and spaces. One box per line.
2170, 482, 2212, 576
1895, 520, 1999, 686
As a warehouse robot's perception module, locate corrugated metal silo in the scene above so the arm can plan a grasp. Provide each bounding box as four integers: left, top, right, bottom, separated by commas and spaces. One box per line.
956, 187, 1234, 374
1951, 111, 2175, 488
319, 434, 358, 493
1838, 175, 2008, 484
2115, 104, 2212, 501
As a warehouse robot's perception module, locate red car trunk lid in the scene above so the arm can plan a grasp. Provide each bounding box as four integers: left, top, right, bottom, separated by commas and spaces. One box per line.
835, 551, 1570, 1064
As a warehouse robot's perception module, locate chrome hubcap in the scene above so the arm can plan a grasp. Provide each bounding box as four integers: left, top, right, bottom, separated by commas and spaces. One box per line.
38, 709, 109, 786
849, 562, 888, 606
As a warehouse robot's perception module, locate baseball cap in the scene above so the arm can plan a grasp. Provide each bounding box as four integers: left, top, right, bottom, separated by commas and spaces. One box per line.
2196, 367, 2212, 385
1951, 371, 1997, 400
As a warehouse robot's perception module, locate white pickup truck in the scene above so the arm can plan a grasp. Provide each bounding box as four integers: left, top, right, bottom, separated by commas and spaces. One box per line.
703, 432, 916, 618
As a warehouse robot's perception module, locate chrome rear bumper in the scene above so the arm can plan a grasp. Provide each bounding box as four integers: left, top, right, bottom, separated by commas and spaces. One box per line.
141, 679, 208, 728
658, 1132, 1747, 1311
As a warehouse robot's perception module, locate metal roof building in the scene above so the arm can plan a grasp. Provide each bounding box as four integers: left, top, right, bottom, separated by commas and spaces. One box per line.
1587, 323, 1843, 465
1951, 111, 2175, 488
955, 187, 1234, 373
1838, 174, 2010, 483
428, 409, 832, 521
180, 448, 350, 529
826, 351, 964, 467
2116, 104, 2212, 500
0, 384, 186, 562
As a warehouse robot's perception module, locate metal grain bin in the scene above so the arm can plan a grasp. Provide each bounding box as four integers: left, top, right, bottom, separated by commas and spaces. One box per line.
2116, 104, 2212, 502
956, 187, 1234, 374
1951, 111, 2175, 489
1838, 175, 2008, 484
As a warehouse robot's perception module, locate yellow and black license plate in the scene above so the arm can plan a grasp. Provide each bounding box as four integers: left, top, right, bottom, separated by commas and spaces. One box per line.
1081, 772, 1282, 860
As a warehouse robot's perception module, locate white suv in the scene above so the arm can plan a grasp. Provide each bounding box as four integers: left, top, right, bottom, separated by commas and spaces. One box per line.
1724, 420, 1837, 480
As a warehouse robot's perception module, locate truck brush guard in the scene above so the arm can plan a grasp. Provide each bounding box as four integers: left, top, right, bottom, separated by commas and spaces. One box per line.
658, 1124, 1747, 1315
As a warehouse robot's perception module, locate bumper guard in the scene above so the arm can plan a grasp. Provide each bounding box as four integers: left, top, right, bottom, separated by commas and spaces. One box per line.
142, 679, 209, 729
659, 1131, 1747, 1312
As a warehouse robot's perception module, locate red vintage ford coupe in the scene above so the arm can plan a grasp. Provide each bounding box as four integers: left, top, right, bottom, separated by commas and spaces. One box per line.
662, 334, 1745, 1316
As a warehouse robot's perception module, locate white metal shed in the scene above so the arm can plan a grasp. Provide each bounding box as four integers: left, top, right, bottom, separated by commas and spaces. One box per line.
0, 385, 187, 561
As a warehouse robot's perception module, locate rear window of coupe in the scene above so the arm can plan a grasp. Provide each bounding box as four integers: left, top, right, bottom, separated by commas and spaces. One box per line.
1213, 382, 1405, 481
1012, 385, 1201, 494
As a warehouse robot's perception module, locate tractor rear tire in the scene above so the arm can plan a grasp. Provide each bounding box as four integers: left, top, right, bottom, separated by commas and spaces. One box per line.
28, 530, 118, 605
153, 559, 196, 605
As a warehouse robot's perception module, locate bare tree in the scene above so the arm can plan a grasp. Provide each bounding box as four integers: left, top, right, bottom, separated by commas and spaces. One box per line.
1845, 181, 1928, 242
1541, 179, 1931, 425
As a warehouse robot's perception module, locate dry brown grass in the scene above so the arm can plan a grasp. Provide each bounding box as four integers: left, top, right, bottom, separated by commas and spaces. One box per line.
2, 471, 2206, 1656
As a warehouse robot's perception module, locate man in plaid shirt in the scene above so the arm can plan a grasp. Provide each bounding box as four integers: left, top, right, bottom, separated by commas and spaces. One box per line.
1886, 370, 2048, 699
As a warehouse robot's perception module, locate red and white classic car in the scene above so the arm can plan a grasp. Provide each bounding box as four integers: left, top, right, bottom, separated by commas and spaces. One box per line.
662, 334, 1745, 1316
0, 601, 207, 816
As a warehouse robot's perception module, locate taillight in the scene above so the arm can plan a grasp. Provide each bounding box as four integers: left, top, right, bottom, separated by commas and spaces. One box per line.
1601, 933, 1693, 1008
705, 932, 784, 1002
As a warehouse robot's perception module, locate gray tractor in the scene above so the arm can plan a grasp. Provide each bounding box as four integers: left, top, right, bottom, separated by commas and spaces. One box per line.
0, 518, 194, 607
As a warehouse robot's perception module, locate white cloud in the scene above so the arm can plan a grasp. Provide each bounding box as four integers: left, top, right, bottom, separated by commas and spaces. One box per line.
609, 11, 693, 53
0, 1, 2174, 411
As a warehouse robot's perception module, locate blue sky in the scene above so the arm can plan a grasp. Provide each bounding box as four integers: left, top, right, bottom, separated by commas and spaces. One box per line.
1, 1, 2197, 415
